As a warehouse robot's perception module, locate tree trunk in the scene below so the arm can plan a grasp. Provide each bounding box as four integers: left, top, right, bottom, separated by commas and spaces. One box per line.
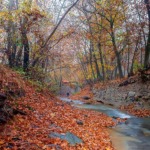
21, 17, 30, 71
93, 52, 102, 80
22, 32, 29, 71
111, 30, 123, 78
98, 42, 105, 80
7, 20, 13, 67
12, 23, 17, 66
7, 0, 15, 67
15, 45, 23, 67
144, 0, 150, 68
89, 42, 96, 80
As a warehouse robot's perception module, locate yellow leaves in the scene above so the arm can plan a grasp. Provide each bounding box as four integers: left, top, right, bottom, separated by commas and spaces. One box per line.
0, 10, 20, 21
0, 29, 4, 34
50, 113, 55, 118
42, 145, 48, 149
19, 0, 46, 18
82, 148, 87, 150
106, 147, 111, 150
0, 11, 6, 17
19, 118, 24, 122
0, 140, 5, 145
31, 0, 40, 9
20, 0, 32, 12
0, 11, 9, 20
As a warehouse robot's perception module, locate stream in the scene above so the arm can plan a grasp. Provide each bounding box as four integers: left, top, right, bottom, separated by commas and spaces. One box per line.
60, 97, 150, 150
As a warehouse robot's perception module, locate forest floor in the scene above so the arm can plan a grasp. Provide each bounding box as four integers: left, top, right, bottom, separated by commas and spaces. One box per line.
0, 65, 117, 150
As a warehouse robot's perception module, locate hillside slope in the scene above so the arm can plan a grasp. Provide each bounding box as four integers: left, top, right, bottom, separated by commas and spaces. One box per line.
0, 65, 115, 150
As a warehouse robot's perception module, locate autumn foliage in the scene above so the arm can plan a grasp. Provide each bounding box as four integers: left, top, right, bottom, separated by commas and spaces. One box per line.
0, 0, 150, 149
120, 104, 150, 118
0, 66, 115, 150
70, 86, 93, 101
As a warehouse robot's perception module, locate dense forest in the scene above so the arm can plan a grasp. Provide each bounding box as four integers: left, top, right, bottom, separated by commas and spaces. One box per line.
0, 0, 150, 90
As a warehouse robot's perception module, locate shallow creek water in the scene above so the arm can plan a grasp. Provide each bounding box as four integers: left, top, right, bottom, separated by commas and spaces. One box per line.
60, 97, 150, 150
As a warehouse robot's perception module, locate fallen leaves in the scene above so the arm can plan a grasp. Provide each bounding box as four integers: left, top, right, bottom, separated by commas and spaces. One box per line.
70, 86, 93, 102
0, 67, 115, 150
0, 139, 5, 145
120, 104, 150, 117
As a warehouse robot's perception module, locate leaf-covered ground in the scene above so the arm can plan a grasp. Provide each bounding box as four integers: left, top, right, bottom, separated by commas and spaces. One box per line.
70, 86, 93, 102
120, 104, 150, 117
0, 66, 115, 150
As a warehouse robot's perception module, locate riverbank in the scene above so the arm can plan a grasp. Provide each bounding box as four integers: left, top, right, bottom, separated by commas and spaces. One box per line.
70, 76, 150, 117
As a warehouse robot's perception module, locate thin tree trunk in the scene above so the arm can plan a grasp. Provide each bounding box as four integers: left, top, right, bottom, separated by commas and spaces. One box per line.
20, 16, 30, 71
15, 45, 23, 67
7, 20, 13, 67
93, 52, 102, 80
21, 30, 29, 71
98, 42, 105, 80
89, 42, 96, 80
129, 35, 140, 75
12, 23, 17, 66
144, 0, 150, 68
111, 30, 123, 78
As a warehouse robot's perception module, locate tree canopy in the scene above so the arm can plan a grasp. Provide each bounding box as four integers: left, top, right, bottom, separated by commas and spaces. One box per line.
0, 0, 150, 88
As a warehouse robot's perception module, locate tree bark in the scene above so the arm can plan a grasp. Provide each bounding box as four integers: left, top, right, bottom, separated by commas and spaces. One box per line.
111, 29, 123, 78
42, 0, 80, 48
22, 33, 29, 71
98, 42, 105, 80
21, 18, 30, 71
89, 42, 96, 80
7, 19, 13, 67
144, 0, 150, 68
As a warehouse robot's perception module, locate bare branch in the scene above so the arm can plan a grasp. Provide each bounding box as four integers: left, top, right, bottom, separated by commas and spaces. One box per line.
41, 0, 80, 48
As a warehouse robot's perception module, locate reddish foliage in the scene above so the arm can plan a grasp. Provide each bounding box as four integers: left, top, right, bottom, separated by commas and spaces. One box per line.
120, 104, 150, 117
70, 86, 93, 101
